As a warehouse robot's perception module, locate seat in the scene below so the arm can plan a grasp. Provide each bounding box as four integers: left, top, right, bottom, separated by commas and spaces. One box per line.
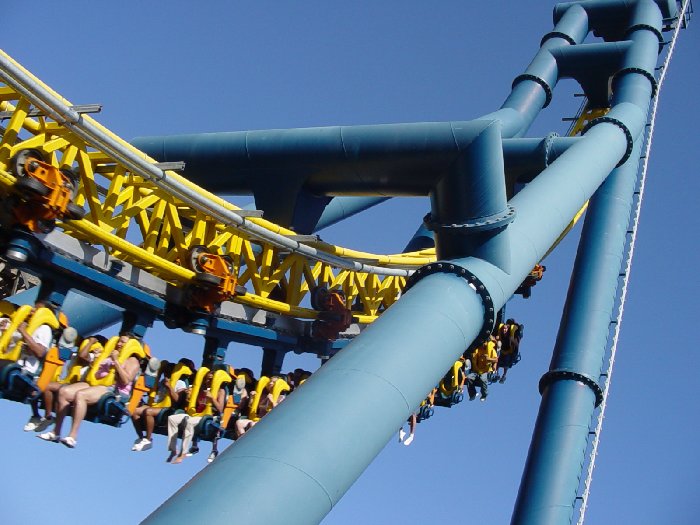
0, 305, 59, 361
84, 336, 146, 386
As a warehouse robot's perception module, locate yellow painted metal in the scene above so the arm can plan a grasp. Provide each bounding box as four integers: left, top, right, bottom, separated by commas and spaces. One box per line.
0, 51, 415, 323
0, 48, 603, 326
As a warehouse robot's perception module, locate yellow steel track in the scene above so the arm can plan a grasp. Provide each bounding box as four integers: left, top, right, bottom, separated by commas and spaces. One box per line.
0, 49, 599, 324
0, 50, 422, 323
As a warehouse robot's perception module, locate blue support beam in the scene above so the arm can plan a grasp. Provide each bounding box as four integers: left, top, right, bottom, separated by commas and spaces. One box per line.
512, 137, 644, 525
142, 112, 630, 522
511, 1, 669, 524
141, 1, 670, 523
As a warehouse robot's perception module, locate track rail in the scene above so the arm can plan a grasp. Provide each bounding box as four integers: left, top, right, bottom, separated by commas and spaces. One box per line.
0, 48, 594, 325
0, 50, 434, 322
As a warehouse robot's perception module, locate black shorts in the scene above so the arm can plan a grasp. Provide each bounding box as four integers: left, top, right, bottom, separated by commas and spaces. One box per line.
499, 352, 517, 368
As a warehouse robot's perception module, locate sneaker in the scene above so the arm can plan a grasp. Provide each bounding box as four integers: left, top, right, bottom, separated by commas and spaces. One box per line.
208, 451, 218, 463
480, 395, 488, 402
60, 436, 77, 448
186, 445, 199, 457
134, 438, 152, 452
499, 376, 506, 384
37, 431, 59, 442
34, 417, 54, 433
468, 395, 476, 401
23, 416, 42, 432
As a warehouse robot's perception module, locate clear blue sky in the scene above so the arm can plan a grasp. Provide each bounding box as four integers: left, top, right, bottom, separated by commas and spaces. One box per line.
2, 1, 698, 524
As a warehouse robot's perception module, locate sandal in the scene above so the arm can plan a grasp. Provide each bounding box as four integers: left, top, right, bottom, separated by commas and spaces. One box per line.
37, 431, 59, 442
60, 436, 77, 448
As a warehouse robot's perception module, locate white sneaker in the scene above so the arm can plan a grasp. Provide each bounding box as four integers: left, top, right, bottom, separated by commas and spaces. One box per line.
23, 416, 42, 432
133, 438, 152, 451
207, 451, 218, 463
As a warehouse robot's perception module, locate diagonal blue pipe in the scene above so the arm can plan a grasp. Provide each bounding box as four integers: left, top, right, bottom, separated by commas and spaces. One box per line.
142, 113, 631, 525
141, 60, 653, 525
131, 5, 587, 233
142, 2, 669, 523
512, 137, 644, 525
511, 2, 667, 524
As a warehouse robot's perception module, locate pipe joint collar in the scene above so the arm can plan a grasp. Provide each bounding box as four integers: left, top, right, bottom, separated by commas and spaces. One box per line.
582, 115, 634, 166
423, 205, 516, 235
511, 74, 553, 108
539, 369, 604, 407
625, 23, 664, 48
405, 262, 495, 349
541, 133, 559, 168
612, 66, 658, 98
540, 30, 577, 47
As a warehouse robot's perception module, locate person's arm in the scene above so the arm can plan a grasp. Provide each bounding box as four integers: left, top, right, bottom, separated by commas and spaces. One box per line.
209, 388, 225, 413
77, 337, 97, 363
164, 380, 176, 398
17, 322, 47, 359
170, 381, 187, 404
112, 352, 139, 385
267, 393, 279, 409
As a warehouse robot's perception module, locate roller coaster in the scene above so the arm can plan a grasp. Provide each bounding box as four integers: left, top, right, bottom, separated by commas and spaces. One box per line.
0, 1, 694, 524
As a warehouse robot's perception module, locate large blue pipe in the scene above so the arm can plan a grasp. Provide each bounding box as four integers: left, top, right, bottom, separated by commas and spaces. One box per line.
142, 117, 630, 525
131, 7, 588, 232
511, 1, 666, 524
315, 196, 390, 231
512, 138, 644, 525
142, 2, 667, 523
142, 59, 651, 525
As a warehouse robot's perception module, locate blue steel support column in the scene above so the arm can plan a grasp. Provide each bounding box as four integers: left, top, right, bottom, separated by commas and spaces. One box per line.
201, 336, 231, 369
145, 272, 488, 525
142, 3, 667, 524
428, 120, 513, 270
142, 109, 636, 525
314, 196, 390, 232
405, 135, 580, 253
511, 138, 644, 525
483, 3, 588, 136
511, 2, 666, 523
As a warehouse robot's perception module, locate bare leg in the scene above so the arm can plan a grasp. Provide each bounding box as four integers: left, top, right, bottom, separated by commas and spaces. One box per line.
67, 386, 108, 440
235, 419, 255, 439
42, 382, 62, 419
131, 405, 147, 439
54, 382, 90, 436
144, 407, 161, 440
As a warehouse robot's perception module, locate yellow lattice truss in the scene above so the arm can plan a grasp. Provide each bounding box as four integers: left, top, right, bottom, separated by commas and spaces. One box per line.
0, 49, 603, 324
0, 53, 429, 323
